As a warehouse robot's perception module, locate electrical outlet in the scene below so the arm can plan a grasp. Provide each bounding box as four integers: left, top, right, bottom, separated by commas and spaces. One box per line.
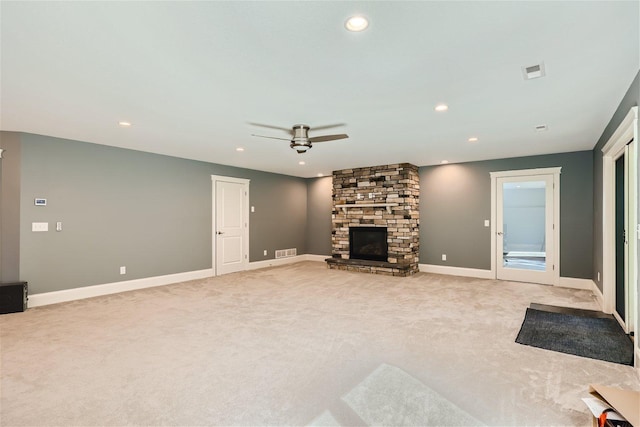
442, 254, 447, 261
263, 250, 267, 256
120, 266, 126, 275
597, 272, 600, 282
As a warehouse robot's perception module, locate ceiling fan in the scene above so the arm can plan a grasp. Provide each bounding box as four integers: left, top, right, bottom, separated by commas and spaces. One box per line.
250, 123, 348, 153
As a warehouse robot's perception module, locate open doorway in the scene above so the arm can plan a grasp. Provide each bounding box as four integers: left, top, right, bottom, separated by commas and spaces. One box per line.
602, 106, 637, 336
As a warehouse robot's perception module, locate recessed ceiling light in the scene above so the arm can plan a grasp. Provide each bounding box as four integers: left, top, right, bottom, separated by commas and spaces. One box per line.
345, 15, 369, 32
317, 173, 324, 177
468, 137, 479, 142
236, 147, 245, 152
440, 160, 449, 164
118, 121, 132, 127
299, 161, 306, 165
434, 104, 448, 112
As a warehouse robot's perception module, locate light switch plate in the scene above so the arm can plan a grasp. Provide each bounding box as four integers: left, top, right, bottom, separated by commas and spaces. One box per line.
484, 220, 490, 227
32, 222, 48, 232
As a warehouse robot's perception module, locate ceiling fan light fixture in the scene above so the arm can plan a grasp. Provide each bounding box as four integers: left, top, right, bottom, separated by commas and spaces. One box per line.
345, 15, 369, 32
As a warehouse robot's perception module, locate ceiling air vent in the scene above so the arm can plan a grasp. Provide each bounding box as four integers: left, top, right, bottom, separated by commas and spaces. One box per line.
535, 124, 548, 132
522, 62, 546, 80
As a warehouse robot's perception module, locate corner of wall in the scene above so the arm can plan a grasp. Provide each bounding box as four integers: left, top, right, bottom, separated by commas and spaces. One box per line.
0, 131, 22, 282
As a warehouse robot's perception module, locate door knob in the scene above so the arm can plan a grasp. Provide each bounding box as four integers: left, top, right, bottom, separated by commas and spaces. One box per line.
217, 231, 224, 235
497, 231, 503, 236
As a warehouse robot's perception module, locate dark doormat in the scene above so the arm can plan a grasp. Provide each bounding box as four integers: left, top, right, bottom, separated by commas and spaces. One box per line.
515, 307, 634, 365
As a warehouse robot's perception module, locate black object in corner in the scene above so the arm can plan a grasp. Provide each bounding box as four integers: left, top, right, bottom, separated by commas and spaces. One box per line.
0, 282, 28, 314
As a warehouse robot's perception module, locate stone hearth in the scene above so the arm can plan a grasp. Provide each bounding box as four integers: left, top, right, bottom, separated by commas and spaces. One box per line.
326, 163, 419, 276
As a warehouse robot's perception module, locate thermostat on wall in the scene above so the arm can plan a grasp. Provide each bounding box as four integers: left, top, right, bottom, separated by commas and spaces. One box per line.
34, 198, 47, 206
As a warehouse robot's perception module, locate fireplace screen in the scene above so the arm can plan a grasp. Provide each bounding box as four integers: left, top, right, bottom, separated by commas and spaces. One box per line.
349, 227, 388, 262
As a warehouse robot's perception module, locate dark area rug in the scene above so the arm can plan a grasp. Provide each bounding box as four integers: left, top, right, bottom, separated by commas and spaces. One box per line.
515, 307, 634, 365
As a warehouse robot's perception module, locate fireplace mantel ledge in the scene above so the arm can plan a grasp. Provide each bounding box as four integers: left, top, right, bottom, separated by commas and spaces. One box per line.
335, 203, 399, 214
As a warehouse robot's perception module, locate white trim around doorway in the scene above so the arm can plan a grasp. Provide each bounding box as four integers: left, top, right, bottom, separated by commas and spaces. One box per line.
490, 167, 561, 285
211, 175, 250, 276
601, 107, 638, 342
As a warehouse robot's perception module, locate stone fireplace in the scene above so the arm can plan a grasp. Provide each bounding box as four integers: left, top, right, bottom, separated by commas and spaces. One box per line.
325, 163, 419, 276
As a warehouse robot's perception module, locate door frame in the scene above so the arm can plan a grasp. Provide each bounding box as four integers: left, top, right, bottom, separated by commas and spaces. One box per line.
602, 106, 637, 336
211, 175, 250, 276
490, 167, 561, 285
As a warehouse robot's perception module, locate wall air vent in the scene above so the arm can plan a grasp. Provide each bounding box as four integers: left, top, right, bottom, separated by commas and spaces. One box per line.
522, 62, 546, 80
275, 248, 297, 259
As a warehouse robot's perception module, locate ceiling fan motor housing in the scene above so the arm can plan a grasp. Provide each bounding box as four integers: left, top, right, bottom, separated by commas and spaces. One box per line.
292, 124, 310, 140
291, 125, 312, 153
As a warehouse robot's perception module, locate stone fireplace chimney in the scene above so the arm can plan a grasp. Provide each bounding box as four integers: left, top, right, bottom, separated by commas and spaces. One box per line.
326, 163, 419, 276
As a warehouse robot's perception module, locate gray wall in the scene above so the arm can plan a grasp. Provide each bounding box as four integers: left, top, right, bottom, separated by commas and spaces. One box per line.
593, 71, 639, 292
0, 132, 22, 282
16, 132, 307, 294
305, 176, 332, 256
420, 151, 594, 278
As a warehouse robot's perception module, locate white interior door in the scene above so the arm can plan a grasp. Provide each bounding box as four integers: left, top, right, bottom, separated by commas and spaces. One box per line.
496, 174, 555, 285
212, 176, 249, 276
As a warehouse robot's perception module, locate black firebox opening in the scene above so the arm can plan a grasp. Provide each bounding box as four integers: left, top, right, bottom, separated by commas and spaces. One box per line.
349, 227, 388, 262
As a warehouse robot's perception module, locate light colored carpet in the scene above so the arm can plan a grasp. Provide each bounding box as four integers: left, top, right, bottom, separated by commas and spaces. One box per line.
342, 363, 483, 426
1, 261, 638, 426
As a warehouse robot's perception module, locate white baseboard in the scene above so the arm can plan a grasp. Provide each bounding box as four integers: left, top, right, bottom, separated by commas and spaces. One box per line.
28, 255, 330, 308
304, 254, 331, 262
418, 264, 493, 279
248, 254, 329, 270
418, 265, 602, 295
28, 269, 213, 308
556, 277, 596, 291
589, 281, 604, 311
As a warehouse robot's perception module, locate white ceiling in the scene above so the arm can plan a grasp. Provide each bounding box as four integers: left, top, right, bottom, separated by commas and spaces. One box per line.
1, 1, 638, 178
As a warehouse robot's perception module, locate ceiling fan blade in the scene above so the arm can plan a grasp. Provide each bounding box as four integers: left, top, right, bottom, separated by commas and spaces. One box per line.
248, 122, 294, 135
251, 134, 292, 141
312, 123, 346, 131
308, 134, 349, 143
